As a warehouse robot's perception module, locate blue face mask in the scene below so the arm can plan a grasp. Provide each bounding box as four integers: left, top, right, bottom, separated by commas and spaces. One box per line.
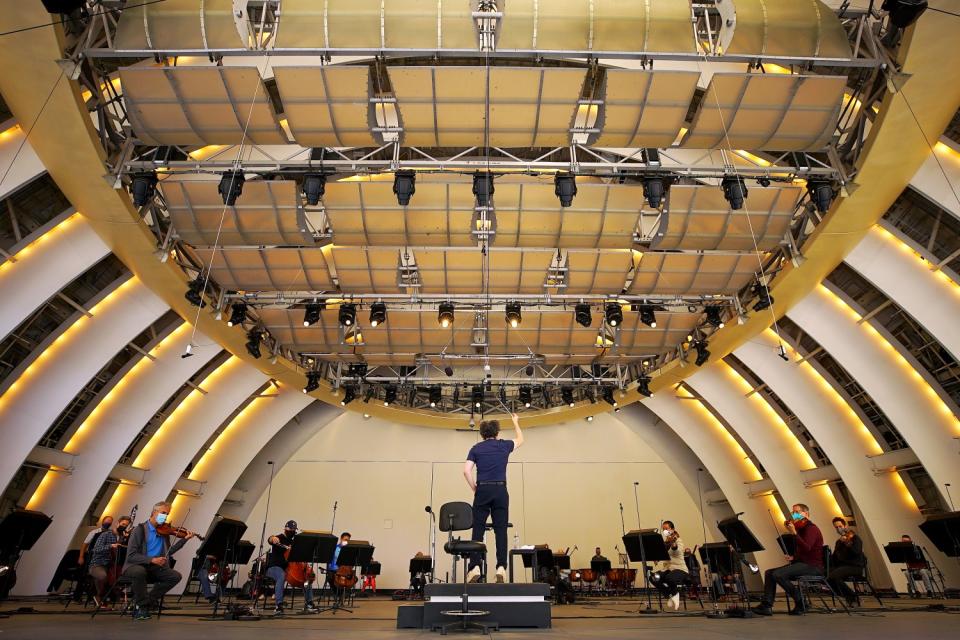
791, 512, 804, 521
156, 513, 168, 525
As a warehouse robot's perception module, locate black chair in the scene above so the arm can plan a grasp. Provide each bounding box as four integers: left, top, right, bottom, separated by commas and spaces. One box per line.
836, 559, 884, 608
788, 546, 850, 615
435, 501, 497, 635
91, 574, 164, 619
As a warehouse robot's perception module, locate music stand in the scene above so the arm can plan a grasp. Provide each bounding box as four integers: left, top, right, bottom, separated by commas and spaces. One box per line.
0, 510, 52, 601
715, 516, 764, 617
322, 543, 373, 614
919, 511, 960, 557
409, 556, 432, 598
622, 529, 669, 614
883, 541, 923, 564
552, 554, 571, 571
521, 546, 554, 582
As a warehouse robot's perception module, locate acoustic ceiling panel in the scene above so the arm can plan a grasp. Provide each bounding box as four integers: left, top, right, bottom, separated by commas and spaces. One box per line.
113, 0, 241, 51
593, 70, 700, 148
718, 0, 852, 60
629, 252, 759, 295
415, 249, 553, 294
564, 250, 633, 295
191, 247, 336, 292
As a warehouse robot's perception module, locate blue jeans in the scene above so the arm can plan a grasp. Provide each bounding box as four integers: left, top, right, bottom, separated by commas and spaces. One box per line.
266, 565, 314, 606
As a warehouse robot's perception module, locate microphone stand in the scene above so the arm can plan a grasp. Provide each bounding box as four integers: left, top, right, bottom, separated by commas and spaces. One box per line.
633, 482, 641, 530
252, 461, 275, 614
631, 482, 656, 614
619, 503, 626, 536
425, 506, 437, 584
330, 500, 339, 533
694, 468, 725, 619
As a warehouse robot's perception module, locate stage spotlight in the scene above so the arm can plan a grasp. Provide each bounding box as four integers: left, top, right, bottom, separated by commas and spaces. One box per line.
429, 385, 443, 408
303, 302, 323, 327
561, 387, 575, 408
245, 330, 263, 359
757, 176, 771, 188
753, 284, 774, 312
184, 278, 207, 308
393, 170, 416, 206
694, 341, 710, 367
605, 302, 623, 327
227, 302, 247, 327
302, 173, 327, 206
218, 170, 245, 206
369, 301, 387, 327
721, 176, 748, 210
705, 306, 725, 328
384, 384, 398, 407
554, 174, 577, 207
883, 0, 927, 29
602, 387, 617, 407
519, 385, 532, 408
586, 415, 593, 422
643, 177, 665, 208
131, 171, 158, 207
525, 363, 535, 376
303, 371, 321, 394
438, 302, 455, 328
472, 173, 495, 207
637, 376, 652, 398
505, 301, 522, 328
340, 385, 356, 405
444, 364, 454, 377
638, 304, 657, 328
472, 385, 484, 409
807, 180, 835, 214
338, 303, 357, 327
575, 303, 592, 327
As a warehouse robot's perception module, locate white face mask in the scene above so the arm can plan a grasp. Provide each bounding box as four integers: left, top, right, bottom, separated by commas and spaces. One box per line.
662, 530, 672, 539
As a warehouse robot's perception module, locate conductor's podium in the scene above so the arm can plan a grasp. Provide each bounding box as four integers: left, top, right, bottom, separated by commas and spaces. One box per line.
396, 583, 552, 630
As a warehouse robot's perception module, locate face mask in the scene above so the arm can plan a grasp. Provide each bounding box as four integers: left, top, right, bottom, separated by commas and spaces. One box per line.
791, 512, 804, 521
117, 524, 127, 533
835, 526, 847, 534
662, 530, 671, 539
156, 513, 168, 525
102, 523, 112, 531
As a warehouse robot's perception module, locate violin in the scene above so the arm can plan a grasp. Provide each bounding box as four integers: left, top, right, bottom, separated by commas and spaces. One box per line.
207, 560, 234, 587
155, 523, 204, 541
839, 529, 857, 545
664, 530, 680, 546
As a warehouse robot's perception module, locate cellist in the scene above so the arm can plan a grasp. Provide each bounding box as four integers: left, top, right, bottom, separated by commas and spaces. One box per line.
265, 520, 317, 615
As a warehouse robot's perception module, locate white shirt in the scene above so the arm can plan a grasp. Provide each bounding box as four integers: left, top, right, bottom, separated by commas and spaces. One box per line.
82, 527, 100, 545
656, 535, 688, 573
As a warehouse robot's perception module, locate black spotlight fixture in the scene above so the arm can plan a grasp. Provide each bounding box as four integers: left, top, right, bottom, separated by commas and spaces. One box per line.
602, 387, 618, 407
882, 0, 927, 29
184, 278, 207, 308
753, 283, 775, 312
605, 302, 623, 327
807, 180, 835, 214
525, 363, 535, 376
303, 371, 321, 394
757, 176, 771, 188
303, 302, 323, 327
444, 363, 454, 377
227, 302, 247, 327
472, 385, 484, 409
368, 301, 387, 327
340, 385, 357, 406
384, 384, 398, 407
245, 329, 263, 359
693, 340, 711, 367
705, 306, 725, 328
349, 363, 368, 379
638, 304, 657, 328
218, 170, 245, 206
554, 174, 577, 207
575, 302, 593, 327
472, 172, 495, 207
338, 303, 357, 327
637, 376, 652, 398
438, 302, 455, 328
643, 176, 665, 208
393, 170, 416, 206
561, 387, 575, 408
302, 173, 327, 206
429, 385, 443, 408
131, 171, 158, 207
505, 301, 522, 328
519, 385, 533, 408
721, 176, 748, 210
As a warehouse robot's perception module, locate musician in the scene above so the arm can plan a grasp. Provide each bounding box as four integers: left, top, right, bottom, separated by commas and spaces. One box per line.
651, 521, 689, 610
683, 547, 701, 584
73, 515, 113, 601
266, 520, 317, 614
88, 516, 131, 606
329, 532, 352, 572
410, 551, 428, 598
826, 517, 866, 606
122, 502, 191, 620
752, 503, 824, 616
900, 534, 935, 597
197, 555, 219, 604
463, 413, 524, 584
591, 547, 608, 563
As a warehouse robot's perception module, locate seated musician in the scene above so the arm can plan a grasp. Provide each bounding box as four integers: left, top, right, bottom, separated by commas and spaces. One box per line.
900, 534, 935, 597
826, 517, 867, 606
683, 547, 702, 586
591, 547, 607, 563
327, 532, 352, 593
88, 515, 130, 607
752, 503, 825, 616
121, 502, 191, 621
410, 551, 428, 598
265, 520, 317, 614
651, 521, 689, 610
197, 555, 220, 604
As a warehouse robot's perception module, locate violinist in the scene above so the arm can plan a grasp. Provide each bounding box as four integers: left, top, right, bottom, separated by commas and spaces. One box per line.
752, 503, 824, 616
121, 501, 192, 621
265, 520, 317, 615
88, 516, 131, 607
826, 517, 866, 607
651, 521, 689, 611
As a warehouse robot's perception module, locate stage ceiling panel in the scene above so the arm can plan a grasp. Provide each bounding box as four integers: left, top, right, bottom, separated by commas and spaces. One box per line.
629, 252, 759, 296
113, 0, 241, 51
718, 0, 852, 60
593, 69, 700, 148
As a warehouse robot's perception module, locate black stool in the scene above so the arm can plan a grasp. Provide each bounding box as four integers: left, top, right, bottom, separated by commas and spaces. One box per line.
435, 502, 498, 635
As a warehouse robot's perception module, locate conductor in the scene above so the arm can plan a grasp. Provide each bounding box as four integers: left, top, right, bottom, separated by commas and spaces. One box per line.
463, 413, 524, 584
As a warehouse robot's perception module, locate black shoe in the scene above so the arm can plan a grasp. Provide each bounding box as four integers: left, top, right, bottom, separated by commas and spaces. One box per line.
845, 596, 857, 608
788, 607, 804, 616
132, 606, 152, 621
273, 605, 284, 616
303, 601, 317, 612
751, 605, 773, 616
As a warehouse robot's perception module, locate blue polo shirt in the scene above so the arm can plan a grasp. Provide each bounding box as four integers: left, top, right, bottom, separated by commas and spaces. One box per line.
467, 438, 515, 482
145, 522, 164, 558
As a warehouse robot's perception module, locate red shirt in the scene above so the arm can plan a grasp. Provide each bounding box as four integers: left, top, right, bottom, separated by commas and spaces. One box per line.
793, 520, 824, 569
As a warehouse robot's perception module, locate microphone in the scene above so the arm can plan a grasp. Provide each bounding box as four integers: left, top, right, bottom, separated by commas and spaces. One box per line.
736, 512, 745, 517
425, 506, 432, 513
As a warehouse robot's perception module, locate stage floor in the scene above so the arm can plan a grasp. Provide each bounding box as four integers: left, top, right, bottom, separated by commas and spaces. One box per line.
2, 595, 957, 639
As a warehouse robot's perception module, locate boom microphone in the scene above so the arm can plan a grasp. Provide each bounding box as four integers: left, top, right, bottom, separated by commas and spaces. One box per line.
425, 506, 433, 513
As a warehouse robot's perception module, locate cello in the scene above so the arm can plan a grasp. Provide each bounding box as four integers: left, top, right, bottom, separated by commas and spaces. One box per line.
283, 545, 316, 589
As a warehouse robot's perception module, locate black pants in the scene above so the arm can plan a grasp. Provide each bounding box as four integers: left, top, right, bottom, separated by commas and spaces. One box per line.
654, 569, 689, 597
761, 562, 821, 608
470, 484, 509, 570
123, 563, 182, 608
827, 565, 864, 600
